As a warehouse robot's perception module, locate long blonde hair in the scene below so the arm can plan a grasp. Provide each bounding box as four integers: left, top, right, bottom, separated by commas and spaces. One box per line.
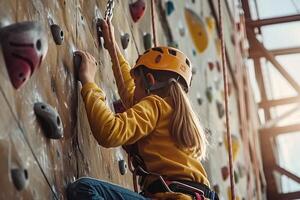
139, 67, 207, 159
169, 80, 207, 159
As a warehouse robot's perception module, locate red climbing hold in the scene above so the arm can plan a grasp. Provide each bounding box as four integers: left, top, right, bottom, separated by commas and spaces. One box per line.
0, 21, 48, 89
221, 166, 229, 180
208, 62, 214, 71
129, 0, 146, 23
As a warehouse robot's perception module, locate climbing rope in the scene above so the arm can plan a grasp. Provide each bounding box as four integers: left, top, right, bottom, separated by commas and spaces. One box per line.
218, 0, 235, 199
150, 0, 158, 47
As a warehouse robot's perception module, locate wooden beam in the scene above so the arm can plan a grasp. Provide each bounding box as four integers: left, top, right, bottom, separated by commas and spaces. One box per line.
241, 0, 252, 20
261, 104, 300, 128
258, 96, 300, 108
250, 46, 300, 58
270, 47, 300, 56
259, 124, 300, 136
274, 165, 300, 184
253, 58, 271, 120
277, 191, 300, 200
247, 14, 300, 27
247, 30, 300, 94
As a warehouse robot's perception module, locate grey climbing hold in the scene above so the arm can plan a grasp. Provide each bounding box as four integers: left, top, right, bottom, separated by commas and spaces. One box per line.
118, 159, 127, 175
11, 168, 29, 191
143, 32, 152, 50
121, 33, 130, 50
50, 24, 64, 45
34, 102, 63, 139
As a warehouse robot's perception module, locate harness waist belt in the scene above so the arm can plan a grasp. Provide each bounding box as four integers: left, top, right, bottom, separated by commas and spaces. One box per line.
146, 179, 219, 200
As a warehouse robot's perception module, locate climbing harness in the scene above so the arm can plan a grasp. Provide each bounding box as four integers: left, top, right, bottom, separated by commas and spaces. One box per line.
218, 0, 235, 199
125, 148, 218, 200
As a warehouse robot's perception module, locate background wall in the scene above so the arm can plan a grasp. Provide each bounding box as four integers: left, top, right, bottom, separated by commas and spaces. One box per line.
0, 0, 265, 199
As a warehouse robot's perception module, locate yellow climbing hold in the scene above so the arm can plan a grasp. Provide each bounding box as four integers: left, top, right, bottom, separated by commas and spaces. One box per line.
206, 16, 216, 32
224, 134, 240, 162
215, 38, 222, 57
184, 8, 209, 53
227, 187, 241, 200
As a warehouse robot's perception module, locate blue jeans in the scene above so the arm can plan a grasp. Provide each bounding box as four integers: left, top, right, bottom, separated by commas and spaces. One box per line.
67, 177, 150, 200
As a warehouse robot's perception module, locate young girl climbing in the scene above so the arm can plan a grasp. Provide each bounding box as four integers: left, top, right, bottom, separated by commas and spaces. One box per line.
67, 19, 218, 200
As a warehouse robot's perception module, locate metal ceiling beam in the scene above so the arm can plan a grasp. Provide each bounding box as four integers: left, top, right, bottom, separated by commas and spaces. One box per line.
247, 14, 300, 27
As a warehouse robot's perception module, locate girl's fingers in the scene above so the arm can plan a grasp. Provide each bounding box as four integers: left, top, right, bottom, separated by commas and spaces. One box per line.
75, 50, 97, 66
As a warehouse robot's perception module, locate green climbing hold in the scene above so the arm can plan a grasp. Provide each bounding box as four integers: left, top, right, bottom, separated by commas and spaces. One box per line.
206, 86, 213, 103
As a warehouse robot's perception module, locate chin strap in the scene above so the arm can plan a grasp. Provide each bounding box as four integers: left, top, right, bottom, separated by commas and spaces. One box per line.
138, 68, 180, 94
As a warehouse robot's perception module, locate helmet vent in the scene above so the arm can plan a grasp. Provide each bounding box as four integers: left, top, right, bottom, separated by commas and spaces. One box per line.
168, 49, 177, 56
185, 59, 190, 67
152, 47, 163, 53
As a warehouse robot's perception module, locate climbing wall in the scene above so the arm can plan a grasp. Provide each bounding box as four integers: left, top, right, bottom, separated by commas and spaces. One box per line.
0, 0, 264, 199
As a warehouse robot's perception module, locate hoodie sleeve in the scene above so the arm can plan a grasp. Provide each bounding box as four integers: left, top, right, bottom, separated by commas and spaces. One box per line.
81, 82, 161, 147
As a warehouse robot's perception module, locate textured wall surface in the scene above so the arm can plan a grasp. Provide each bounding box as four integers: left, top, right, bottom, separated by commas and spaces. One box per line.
0, 0, 264, 199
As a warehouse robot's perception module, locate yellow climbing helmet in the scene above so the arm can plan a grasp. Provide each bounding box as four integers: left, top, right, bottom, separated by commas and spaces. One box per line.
131, 46, 192, 90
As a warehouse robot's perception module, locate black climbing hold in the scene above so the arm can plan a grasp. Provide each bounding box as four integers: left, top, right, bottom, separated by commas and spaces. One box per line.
11, 168, 29, 191
118, 159, 127, 175
34, 102, 63, 139
0, 21, 48, 89
166, 1, 175, 16
196, 93, 202, 105
50, 24, 64, 45
216, 101, 224, 118
121, 33, 130, 50
143, 33, 152, 50
129, 0, 146, 23
73, 52, 82, 69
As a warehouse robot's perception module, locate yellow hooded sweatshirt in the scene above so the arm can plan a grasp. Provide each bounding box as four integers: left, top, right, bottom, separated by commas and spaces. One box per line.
81, 53, 210, 200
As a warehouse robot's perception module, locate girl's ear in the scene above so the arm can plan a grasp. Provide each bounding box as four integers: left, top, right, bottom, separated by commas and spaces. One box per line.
145, 73, 156, 86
